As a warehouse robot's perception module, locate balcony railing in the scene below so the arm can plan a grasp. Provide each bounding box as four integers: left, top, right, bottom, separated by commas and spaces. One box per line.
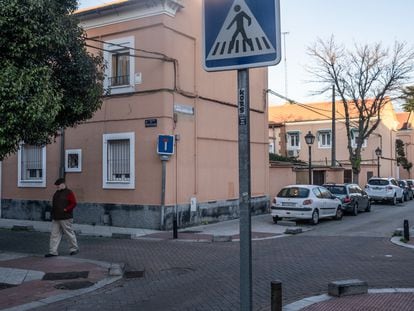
109, 75, 129, 87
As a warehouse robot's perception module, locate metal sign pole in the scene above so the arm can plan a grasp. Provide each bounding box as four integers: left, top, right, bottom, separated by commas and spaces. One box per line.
238, 68, 252, 311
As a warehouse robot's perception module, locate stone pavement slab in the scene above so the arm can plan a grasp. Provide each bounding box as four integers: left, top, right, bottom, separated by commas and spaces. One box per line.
0, 253, 121, 311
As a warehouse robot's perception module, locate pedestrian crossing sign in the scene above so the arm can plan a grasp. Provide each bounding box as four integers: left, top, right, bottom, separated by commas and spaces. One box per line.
203, 0, 281, 71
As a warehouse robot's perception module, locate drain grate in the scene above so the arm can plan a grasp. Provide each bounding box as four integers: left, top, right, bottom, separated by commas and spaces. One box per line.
54, 280, 95, 290
43, 271, 89, 281
181, 230, 202, 233
0, 283, 17, 290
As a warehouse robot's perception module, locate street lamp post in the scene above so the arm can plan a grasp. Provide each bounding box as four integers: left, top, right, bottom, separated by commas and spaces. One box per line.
375, 147, 382, 177
305, 131, 315, 184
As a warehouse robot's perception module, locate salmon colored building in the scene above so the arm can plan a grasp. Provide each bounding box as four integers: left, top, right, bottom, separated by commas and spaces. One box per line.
0, 0, 270, 229
268, 99, 400, 186
396, 112, 414, 179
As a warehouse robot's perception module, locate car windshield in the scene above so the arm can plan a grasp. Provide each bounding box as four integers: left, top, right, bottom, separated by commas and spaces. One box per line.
368, 179, 389, 186
324, 186, 346, 195
277, 187, 310, 198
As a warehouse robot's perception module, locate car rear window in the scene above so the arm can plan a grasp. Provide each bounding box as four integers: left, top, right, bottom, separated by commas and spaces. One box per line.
324, 186, 346, 195
368, 179, 389, 186
277, 187, 310, 198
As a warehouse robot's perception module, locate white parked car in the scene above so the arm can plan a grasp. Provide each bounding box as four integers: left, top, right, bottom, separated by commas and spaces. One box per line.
270, 185, 343, 225
365, 177, 404, 205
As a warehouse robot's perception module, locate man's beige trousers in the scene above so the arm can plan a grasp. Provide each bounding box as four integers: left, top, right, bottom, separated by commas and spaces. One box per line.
49, 219, 79, 255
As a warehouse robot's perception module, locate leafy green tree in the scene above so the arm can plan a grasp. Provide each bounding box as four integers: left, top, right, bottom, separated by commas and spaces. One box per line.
401, 86, 414, 124
308, 37, 414, 183
396, 139, 413, 173
0, 0, 104, 160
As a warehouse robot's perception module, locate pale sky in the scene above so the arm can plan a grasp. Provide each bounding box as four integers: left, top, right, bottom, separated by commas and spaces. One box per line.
78, 0, 414, 106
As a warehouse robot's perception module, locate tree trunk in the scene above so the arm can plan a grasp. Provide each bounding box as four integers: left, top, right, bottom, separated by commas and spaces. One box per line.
352, 170, 359, 184
351, 153, 361, 184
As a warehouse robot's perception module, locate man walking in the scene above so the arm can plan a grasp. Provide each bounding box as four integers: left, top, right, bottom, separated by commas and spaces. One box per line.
45, 178, 79, 257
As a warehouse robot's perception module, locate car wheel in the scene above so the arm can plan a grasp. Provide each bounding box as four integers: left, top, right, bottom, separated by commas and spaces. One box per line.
399, 194, 404, 203
272, 216, 278, 224
352, 203, 358, 216
334, 207, 343, 220
392, 195, 397, 205
310, 210, 319, 225
365, 201, 371, 212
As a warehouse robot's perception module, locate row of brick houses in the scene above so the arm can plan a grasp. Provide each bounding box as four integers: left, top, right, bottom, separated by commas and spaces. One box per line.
1, 0, 413, 230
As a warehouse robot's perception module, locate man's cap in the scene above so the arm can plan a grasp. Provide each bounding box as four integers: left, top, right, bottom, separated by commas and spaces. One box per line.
54, 178, 65, 185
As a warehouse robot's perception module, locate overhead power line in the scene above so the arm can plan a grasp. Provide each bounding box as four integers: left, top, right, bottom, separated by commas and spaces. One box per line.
266, 88, 360, 127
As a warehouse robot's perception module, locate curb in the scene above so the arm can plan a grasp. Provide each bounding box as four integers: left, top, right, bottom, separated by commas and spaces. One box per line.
283, 288, 414, 311
390, 236, 414, 249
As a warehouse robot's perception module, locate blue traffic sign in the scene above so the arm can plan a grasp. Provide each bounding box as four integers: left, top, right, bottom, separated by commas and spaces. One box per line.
157, 135, 175, 155
203, 0, 281, 71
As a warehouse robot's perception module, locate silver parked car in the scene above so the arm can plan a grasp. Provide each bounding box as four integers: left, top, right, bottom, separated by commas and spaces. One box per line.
271, 185, 343, 225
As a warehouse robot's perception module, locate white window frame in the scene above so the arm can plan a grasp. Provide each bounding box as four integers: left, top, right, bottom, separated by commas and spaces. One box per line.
286, 131, 300, 150
65, 149, 82, 173
103, 132, 135, 189
269, 139, 275, 153
351, 130, 367, 148
17, 144, 46, 188
318, 130, 332, 149
103, 36, 135, 95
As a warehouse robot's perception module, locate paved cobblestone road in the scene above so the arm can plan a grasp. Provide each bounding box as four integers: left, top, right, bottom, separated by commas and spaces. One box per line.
1, 227, 414, 311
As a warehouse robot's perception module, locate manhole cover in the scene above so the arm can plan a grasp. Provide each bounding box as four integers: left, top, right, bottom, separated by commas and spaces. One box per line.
54, 280, 95, 290
43, 271, 89, 280
159, 267, 195, 276
0, 283, 17, 290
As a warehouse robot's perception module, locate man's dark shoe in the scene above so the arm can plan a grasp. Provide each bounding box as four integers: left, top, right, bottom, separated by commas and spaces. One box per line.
45, 253, 58, 258
70, 250, 79, 256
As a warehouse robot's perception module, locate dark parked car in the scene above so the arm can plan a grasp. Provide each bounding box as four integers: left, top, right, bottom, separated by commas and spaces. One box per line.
323, 183, 370, 215
398, 179, 413, 201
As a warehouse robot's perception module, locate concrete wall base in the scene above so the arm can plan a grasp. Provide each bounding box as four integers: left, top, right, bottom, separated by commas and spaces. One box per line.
1, 196, 269, 230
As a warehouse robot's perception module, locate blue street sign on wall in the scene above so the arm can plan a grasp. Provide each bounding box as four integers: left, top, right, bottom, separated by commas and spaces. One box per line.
157, 135, 175, 155
203, 0, 281, 71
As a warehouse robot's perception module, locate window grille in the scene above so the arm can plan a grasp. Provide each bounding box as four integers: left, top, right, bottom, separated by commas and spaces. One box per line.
21, 145, 43, 181
107, 139, 130, 182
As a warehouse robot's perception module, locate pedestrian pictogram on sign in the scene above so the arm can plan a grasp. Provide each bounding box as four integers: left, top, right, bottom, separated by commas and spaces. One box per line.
203, 0, 281, 71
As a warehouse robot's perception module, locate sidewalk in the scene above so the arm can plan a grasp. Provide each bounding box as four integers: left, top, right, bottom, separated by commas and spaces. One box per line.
0, 214, 299, 242
0, 251, 122, 311
283, 289, 414, 311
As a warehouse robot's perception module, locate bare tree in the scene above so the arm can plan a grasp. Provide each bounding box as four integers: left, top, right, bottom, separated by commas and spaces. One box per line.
307, 36, 414, 183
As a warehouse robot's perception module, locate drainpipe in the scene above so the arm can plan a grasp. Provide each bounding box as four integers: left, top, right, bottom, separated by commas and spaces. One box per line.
59, 128, 65, 179
0, 161, 2, 218
331, 85, 336, 167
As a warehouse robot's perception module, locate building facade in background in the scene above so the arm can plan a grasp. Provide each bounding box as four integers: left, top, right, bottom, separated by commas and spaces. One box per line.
0, 0, 270, 229
268, 100, 400, 186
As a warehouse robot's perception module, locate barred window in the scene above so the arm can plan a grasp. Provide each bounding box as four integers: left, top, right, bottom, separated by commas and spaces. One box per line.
18, 144, 46, 187
107, 139, 130, 182
103, 132, 135, 189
